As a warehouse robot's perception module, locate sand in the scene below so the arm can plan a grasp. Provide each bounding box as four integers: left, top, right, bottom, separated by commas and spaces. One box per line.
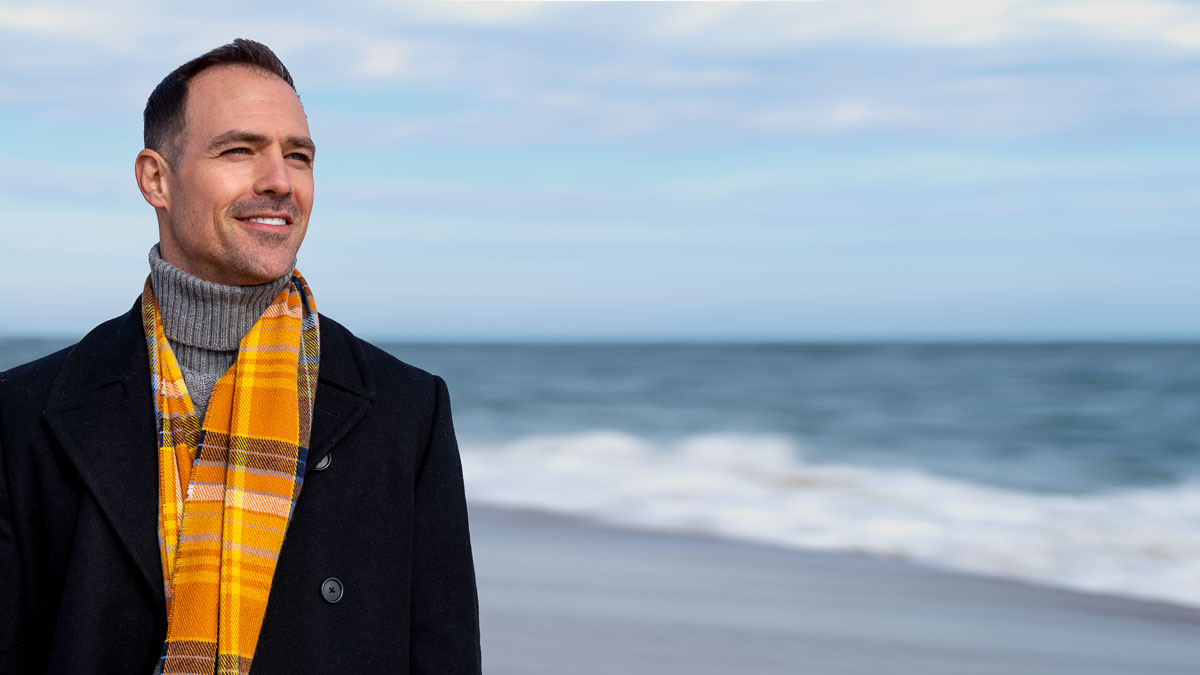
470, 505, 1200, 675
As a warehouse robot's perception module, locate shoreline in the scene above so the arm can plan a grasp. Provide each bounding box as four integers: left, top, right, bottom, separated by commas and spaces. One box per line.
470, 504, 1200, 675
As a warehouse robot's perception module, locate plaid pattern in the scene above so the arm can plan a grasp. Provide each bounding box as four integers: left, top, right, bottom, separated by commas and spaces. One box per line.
143, 271, 320, 675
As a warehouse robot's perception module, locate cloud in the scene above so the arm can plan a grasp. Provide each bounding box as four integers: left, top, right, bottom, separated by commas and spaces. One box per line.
351, 38, 460, 80
0, 5, 102, 37
645, 0, 1200, 51
400, 1, 555, 26
0, 157, 132, 204
1033, 1, 1200, 48
747, 99, 919, 133
5, 0, 1200, 146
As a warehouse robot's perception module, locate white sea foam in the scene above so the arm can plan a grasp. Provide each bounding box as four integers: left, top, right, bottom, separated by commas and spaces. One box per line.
461, 431, 1200, 608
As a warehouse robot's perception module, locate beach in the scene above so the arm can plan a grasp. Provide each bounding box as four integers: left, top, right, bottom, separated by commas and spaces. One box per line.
472, 505, 1200, 675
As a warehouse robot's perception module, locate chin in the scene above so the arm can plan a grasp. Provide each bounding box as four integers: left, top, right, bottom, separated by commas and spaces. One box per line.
230, 245, 300, 283
252, 264, 296, 284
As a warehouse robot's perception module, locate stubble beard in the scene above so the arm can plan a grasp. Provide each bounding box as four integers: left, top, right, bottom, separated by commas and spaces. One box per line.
221, 195, 305, 282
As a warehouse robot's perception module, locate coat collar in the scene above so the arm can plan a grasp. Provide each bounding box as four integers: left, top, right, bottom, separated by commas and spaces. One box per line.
42, 300, 373, 616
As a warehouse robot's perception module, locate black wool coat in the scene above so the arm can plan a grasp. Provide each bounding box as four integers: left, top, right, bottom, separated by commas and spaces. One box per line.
0, 302, 481, 674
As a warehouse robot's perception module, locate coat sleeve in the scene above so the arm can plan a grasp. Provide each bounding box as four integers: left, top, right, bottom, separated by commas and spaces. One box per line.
409, 376, 481, 674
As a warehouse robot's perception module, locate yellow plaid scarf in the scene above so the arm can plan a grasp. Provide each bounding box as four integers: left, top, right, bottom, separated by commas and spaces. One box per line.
142, 271, 320, 675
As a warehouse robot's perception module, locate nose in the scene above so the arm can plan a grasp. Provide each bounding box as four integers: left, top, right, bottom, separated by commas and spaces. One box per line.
254, 150, 294, 196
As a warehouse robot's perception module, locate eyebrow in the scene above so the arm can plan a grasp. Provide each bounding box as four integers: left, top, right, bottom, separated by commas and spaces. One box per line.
206, 129, 317, 157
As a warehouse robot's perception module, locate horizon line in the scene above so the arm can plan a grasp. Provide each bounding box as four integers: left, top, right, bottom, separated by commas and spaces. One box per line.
3, 333, 1198, 346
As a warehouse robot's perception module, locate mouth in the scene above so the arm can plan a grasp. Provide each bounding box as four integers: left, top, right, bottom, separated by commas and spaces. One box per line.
236, 215, 292, 226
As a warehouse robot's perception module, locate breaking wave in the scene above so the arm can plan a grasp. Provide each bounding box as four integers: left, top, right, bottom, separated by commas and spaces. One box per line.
461, 431, 1200, 609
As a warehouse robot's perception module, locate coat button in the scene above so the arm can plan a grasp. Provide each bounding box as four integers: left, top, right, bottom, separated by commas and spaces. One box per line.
314, 453, 332, 471
321, 577, 343, 604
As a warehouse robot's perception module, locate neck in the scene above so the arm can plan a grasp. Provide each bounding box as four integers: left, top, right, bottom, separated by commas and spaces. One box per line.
147, 244, 294, 418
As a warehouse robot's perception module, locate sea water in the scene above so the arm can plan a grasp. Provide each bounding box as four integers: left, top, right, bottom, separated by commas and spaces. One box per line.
4, 340, 1198, 608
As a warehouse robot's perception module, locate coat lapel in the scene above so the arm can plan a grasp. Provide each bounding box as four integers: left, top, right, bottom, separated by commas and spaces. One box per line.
43, 302, 165, 615
306, 315, 374, 475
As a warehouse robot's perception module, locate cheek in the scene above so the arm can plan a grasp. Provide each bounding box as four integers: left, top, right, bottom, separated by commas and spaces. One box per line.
296, 176, 315, 210
199, 167, 251, 204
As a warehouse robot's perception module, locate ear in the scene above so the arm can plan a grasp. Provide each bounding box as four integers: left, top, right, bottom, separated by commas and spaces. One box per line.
135, 149, 171, 209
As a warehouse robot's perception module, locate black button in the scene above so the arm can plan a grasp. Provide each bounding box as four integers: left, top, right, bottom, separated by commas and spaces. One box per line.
313, 453, 332, 471
321, 577, 343, 604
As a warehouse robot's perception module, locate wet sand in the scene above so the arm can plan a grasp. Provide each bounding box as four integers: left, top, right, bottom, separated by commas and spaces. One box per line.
470, 505, 1200, 675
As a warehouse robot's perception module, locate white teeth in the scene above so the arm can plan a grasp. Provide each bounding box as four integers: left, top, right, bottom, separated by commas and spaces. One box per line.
242, 217, 287, 225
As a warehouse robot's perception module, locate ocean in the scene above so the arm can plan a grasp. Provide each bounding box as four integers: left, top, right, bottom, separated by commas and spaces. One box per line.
4, 339, 1198, 609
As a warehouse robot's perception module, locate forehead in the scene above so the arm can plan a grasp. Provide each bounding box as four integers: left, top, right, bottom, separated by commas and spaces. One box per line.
183, 65, 309, 141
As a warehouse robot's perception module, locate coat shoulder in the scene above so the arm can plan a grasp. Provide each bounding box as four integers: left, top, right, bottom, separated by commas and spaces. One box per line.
360, 338, 439, 390
0, 309, 138, 418
316, 314, 442, 404
0, 309, 137, 441
0, 345, 75, 440
0, 344, 74, 406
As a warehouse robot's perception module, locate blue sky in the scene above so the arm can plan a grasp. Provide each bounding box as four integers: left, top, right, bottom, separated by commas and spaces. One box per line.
2, 1, 1198, 340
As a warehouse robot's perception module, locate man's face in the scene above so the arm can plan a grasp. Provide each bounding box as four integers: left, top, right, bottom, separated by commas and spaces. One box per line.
158, 65, 315, 286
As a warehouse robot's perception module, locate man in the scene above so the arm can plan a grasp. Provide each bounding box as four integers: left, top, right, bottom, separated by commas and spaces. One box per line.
0, 39, 481, 674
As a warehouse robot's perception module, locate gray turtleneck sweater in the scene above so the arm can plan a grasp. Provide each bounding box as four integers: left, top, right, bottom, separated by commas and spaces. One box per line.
148, 245, 293, 421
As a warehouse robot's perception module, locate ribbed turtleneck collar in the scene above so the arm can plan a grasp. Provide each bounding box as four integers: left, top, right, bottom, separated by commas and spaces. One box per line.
148, 244, 294, 351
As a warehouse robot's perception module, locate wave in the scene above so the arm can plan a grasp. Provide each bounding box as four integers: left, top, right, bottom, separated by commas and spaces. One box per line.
460, 431, 1200, 609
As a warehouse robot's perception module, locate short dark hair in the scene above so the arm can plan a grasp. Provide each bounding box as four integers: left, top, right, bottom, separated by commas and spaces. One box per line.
143, 38, 296, 168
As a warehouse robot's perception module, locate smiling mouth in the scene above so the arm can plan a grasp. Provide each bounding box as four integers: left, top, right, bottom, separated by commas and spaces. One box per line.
237, 216, 290, 226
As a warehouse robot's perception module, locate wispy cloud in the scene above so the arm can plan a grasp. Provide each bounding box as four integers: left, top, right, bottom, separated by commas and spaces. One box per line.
5, 0, 1200, 143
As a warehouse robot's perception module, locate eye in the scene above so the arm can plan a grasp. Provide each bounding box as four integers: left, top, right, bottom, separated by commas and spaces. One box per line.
287, 152, 314, 166
222, 147, 251, 156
